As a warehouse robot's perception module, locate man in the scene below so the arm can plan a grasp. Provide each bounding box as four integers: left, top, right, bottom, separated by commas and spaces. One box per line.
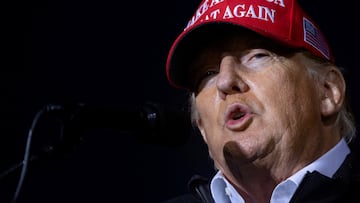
163, 0, 360, 202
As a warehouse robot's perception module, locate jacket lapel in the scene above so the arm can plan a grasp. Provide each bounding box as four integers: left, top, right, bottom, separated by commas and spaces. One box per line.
290, 153, 360, 203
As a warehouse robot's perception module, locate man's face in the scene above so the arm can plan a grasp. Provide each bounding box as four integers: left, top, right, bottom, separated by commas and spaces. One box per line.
191, 31, 326, 177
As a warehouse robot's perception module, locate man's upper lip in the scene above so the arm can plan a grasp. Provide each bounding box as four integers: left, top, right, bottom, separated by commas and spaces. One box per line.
224, 103, 250, 123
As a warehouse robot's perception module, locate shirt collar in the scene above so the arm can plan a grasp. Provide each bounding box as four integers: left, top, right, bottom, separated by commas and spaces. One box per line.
289, 138, 350, 185
211, 171, 244, 203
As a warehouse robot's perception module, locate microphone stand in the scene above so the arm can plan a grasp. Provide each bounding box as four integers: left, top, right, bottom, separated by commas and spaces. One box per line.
0, 104, 82, 203
0, 102, 191, 203
2, 105, 48, 203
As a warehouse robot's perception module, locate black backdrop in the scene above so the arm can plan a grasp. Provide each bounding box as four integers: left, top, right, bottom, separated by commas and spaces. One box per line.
2, 0, 360, 202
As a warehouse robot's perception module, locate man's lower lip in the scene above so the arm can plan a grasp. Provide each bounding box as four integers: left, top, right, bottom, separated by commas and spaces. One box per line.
225, 114, 252, 130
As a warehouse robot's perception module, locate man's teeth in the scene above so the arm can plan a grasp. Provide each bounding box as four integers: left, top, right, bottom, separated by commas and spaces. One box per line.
233, 112, 245, 120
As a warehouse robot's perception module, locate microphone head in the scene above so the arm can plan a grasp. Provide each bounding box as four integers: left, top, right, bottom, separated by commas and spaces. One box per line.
44, 102, 192, 148
140, 102, 192, 147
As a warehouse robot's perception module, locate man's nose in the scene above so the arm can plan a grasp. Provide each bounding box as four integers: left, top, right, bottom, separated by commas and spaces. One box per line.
216, 56, 249, 100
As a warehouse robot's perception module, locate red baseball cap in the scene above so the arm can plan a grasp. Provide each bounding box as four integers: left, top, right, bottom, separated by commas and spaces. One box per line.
166, 0, 334, 90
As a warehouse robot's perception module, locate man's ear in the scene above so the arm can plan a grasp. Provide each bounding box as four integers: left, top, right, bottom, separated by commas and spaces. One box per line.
320, 67, 346, 117
196, 118, 208, 144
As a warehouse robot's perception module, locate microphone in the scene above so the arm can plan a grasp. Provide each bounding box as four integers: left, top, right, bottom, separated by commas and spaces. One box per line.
0, 102, 192, 200
44, 102, 192, 147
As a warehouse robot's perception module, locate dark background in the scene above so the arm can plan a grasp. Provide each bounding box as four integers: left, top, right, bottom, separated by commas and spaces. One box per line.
1, 0, 359, 202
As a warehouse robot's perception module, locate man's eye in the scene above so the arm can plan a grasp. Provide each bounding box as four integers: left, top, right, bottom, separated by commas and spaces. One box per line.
194, 70, 218, 92
245, 51, 270, 62
240, 50, 273, 69
199, 70, 219, 84
252, 52, 268, 59
240, 49, 270, 61
203, 70, 219, 78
